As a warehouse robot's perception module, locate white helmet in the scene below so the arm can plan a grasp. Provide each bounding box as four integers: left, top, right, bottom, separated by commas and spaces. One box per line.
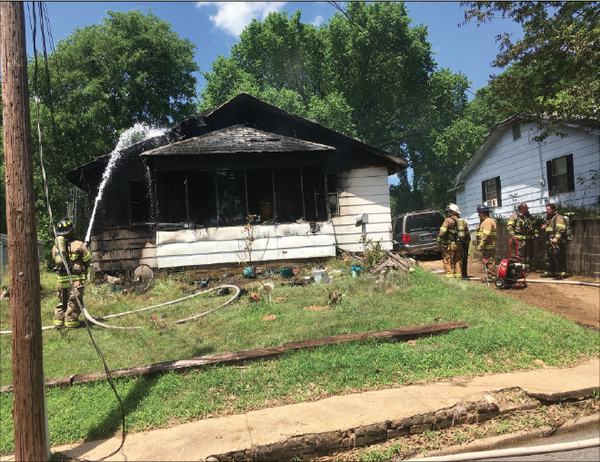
446, 203, 460, 214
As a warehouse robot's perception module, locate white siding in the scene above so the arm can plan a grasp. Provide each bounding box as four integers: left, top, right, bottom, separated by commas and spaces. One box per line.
156, 222, 336, 268
457, 124, 600, 228
332, 167, 393, 253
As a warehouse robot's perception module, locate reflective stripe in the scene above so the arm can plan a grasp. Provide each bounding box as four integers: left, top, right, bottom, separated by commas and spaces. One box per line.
65, 321, 80, 328
439, 226, 448, 232
482, 230, 496, 235
445, 274, 455, 278
53, 320, 64, 326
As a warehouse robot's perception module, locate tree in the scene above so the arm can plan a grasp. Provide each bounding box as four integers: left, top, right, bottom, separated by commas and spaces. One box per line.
1, 9, 200, 251
462, 1, 600, 138
201, 3, 436, 157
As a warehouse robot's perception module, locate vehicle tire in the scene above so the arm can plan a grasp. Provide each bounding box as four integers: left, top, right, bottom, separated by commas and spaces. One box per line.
494, 278, 505, 289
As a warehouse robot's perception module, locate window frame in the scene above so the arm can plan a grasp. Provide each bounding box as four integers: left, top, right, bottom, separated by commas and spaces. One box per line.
481, 176, 502, 207
547, 154, 574, 196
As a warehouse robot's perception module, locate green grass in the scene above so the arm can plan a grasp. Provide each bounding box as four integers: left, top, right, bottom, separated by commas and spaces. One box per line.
1, 263, 598, 453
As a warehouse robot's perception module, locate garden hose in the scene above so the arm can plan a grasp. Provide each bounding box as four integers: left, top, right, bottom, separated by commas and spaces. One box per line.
0, 284, 241, 335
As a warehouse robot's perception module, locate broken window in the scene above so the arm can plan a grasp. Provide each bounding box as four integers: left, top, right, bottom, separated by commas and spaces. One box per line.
156, 171, 187, 223
154, 167, 330, 228
216, 170, 246, 226
188, 171, 218, 228
246, 169, 274, 222
327, 174, 339, 216
129, 180, 154, 224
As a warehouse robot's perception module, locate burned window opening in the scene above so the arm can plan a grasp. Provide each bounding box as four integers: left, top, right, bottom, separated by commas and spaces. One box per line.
154, 167, 329, 228
129, 180, 154, 225
327, 174, 339, 216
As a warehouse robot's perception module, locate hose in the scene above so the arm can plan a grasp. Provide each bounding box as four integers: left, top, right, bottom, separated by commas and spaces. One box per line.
0, 284, 241, 335
522, 279, 600, 288
409, 437, 599, 461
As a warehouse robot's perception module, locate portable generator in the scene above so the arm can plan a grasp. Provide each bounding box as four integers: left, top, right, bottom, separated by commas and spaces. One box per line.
495, 237, 528, 289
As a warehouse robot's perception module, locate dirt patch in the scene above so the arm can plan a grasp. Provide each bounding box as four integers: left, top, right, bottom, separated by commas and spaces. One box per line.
420, 257, 600, 330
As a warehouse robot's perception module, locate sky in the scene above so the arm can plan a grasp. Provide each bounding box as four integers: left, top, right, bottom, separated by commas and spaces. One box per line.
26, 1, 525, 98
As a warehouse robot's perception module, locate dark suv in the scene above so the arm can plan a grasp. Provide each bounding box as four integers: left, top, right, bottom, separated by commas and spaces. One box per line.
392, 210, 445, 255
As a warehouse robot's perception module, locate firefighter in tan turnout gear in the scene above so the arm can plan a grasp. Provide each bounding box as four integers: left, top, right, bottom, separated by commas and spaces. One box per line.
52, 218, 91, 328
437, 203, 469, 278
475, 205, 497, 283
541, 203, 567, 279
506, 202, 539, 271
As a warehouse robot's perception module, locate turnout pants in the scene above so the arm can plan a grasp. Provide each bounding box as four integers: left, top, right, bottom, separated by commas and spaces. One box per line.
54, 280, 85, 327
545, 243, 567, 277
443, 242, 464, 278
481, 249, 497, 280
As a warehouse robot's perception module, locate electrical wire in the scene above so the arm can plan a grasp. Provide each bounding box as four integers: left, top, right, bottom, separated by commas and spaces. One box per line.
28, 2, 125, 460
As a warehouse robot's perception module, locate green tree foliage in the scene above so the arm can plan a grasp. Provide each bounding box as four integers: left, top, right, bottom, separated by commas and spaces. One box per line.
389, 83, 509, 215
2, 10, 199, 259
462, 1, 600, 138
201, 3, 436, 156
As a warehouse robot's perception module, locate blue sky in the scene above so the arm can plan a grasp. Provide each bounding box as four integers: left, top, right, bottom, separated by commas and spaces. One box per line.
28, 1, 525, 99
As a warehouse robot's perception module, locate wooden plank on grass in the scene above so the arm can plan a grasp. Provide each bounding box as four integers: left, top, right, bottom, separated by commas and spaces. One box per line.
283, 321, 467, 350
0, 346, 286, 393
0, 323, 467, 393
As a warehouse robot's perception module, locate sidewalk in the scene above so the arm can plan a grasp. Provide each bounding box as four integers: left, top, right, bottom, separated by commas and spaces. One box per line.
37, 358, 599, 461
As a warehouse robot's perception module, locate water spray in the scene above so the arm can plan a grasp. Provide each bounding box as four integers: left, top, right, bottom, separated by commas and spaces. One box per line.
84, 123, 166, 245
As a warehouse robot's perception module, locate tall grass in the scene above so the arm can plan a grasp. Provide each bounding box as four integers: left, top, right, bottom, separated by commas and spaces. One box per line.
0, 263, 598, 453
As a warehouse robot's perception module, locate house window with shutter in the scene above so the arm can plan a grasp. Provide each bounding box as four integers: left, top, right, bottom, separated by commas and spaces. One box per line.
482, 176, 502, 207
547, 154, 574, 196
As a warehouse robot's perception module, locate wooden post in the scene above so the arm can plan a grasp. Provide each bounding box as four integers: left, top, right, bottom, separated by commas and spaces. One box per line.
1, 3, 49, 460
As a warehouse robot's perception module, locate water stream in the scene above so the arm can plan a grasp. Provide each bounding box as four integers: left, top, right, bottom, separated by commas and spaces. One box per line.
84, 123, 166, 244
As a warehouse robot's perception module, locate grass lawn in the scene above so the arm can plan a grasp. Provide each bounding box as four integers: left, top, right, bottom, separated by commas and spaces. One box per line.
1, 260, 598, 453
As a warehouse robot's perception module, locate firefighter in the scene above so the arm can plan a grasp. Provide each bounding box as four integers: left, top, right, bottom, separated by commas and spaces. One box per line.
506, 202, 539, 271
541, 203, 567, 279
475, 205, 497, 282
52, 218, 91, 328
437, 203, 469, 278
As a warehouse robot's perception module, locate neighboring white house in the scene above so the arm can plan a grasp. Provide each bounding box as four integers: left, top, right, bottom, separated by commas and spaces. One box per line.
451, 116, 600, 228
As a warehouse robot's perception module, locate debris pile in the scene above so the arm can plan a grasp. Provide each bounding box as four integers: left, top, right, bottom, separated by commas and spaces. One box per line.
370, 252, 416, 276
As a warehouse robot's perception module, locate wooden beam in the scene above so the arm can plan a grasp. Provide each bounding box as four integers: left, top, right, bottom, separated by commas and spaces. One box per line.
0, 322, 467, 393
1, 2, 49, 459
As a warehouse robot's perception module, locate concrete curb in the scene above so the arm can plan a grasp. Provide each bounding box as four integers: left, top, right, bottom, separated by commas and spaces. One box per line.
204, 387, 598, 462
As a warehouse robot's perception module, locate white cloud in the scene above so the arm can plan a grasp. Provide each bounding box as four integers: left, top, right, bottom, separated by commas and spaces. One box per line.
312, 15, 324, 27
196, 2, 287, 37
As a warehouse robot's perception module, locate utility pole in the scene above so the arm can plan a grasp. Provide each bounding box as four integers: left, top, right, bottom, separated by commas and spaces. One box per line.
1, 2, 50, 461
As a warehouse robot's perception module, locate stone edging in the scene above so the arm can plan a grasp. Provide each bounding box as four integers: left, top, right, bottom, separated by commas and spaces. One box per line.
204, 387, 598, 462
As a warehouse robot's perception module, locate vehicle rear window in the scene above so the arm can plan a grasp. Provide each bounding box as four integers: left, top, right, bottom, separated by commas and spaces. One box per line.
405, 213, 444, 233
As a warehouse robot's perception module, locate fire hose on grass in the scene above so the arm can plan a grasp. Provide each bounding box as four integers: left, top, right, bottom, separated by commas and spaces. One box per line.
0, 284, 242, 335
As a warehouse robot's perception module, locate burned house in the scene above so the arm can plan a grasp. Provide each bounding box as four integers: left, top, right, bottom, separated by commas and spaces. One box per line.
66, 93, 407, 274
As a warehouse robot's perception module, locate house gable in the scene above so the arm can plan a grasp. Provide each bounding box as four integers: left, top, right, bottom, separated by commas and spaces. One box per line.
453, 117, 600, 228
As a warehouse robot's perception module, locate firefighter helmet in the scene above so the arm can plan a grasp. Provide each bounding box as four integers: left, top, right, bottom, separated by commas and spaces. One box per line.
56, 217, 75, 236
477, 205, 491, 213
445, 203, 460, 215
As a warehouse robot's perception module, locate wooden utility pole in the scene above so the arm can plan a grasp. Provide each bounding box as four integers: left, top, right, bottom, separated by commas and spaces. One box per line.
1, 2, 49, 460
